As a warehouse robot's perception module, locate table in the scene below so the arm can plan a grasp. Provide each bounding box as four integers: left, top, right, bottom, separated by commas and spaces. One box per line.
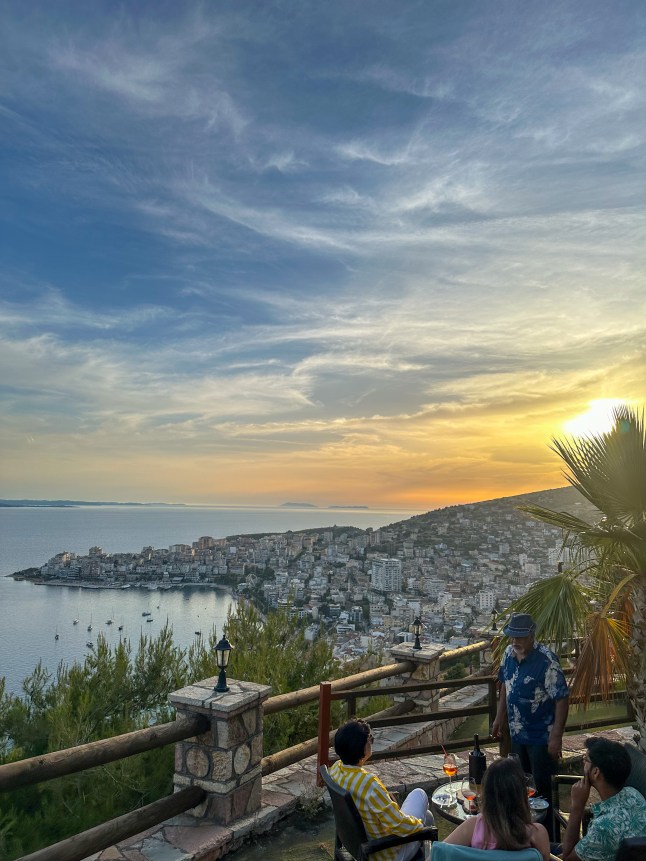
430, 782, 548, 826
430, 782, 472, 826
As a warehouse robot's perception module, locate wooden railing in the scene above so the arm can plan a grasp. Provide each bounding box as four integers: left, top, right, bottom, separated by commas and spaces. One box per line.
18, 786, 206, 861
316, 665, 498, 779
261, 658, 416, 775
0, 714, 209, 861
0, 714, 208, 792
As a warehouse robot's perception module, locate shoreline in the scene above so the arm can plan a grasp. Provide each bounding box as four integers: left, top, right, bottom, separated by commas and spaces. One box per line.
9, 573, 237, 599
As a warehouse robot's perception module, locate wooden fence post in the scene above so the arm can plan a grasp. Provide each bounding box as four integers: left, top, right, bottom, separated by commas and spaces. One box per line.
317, 681, 332, 785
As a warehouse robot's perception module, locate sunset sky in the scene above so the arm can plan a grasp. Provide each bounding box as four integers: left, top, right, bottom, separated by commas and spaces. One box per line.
1, 2, 645, 509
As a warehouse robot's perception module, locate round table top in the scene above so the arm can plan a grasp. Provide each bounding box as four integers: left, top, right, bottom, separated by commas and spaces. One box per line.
430, 781, 548, 826
430, 782, 472, 825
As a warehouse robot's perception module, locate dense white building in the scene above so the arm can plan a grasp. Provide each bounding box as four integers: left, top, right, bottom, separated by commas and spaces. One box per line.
477, 589, 496, 611
370, 557, 402, 593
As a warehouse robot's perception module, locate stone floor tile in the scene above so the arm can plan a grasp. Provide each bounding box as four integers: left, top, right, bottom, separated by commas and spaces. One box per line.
262, 788, 297, 806
138, 836, 188, 861
163, 824, 231, 853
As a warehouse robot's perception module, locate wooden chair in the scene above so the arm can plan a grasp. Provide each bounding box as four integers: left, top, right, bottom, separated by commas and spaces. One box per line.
431, 845, 541, 861
551, 743, 646, 844
319, 765, 437, 861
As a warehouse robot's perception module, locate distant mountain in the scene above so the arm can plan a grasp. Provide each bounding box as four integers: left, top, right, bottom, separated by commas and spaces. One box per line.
392, 485, 599, 533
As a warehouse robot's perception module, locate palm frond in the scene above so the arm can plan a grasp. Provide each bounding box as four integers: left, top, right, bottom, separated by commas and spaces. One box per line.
495, 571, 591, 657
551, 406, 646, 526
569, 614, 630, 704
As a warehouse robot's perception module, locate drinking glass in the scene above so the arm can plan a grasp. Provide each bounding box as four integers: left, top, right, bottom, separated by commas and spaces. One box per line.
442, 753, 458, 789
525, 774, 537, 798
461, 778, 477, 810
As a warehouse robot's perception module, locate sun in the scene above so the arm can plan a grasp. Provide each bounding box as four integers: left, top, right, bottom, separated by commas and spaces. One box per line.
563, 399, 626, 437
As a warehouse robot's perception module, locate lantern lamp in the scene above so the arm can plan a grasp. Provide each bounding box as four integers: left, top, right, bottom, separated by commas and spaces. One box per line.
214, 635, 233, 693
412, 617, 422, 650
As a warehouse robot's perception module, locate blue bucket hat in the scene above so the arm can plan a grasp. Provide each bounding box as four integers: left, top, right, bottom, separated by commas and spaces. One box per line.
503, 613, 536, 637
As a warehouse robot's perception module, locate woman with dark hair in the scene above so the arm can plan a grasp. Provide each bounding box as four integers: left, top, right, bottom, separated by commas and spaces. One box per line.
444, 757, 549, 860
329, 719, 433, 861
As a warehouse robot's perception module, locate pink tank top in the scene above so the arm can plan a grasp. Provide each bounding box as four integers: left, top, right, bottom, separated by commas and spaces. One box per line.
472, 815, 498, 850
471, 815, 532, 851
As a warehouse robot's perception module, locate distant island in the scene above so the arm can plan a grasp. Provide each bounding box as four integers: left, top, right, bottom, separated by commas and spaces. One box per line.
280, 502, 318, 508
328, 505, 368, 510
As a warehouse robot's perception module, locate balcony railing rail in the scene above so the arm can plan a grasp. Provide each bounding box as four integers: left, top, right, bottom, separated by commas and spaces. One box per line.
0, 714, 208, 793
0, 714, 209, 861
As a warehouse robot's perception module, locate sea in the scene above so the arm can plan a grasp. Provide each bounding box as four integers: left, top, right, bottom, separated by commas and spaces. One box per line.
0, 504, 421, 697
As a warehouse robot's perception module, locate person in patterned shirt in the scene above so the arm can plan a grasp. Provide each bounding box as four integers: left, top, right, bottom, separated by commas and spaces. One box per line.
492, 612, 569, 839
329, 718, 433, 861
561, 737, 646, 861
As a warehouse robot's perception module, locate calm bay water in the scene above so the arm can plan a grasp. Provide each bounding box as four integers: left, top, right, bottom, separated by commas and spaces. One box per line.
0, 505, 418, 696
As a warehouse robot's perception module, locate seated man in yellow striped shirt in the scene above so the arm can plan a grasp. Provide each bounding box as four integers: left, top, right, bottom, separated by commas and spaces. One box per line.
330, 718, 434, 861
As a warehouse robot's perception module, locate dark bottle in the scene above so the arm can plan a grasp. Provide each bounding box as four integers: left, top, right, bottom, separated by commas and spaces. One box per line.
468, 733, 487, 786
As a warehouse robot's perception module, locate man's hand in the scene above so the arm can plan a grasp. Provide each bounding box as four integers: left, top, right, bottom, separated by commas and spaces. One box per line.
492, 717, 503, 739
570, 774, 591, 811
547, 730, 563, 760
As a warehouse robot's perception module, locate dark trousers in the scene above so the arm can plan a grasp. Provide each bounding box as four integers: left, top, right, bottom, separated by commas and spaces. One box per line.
511, 741, 557, 840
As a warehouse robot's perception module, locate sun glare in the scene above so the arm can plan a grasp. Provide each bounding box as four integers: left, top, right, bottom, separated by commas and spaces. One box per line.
563, 399, 625, 437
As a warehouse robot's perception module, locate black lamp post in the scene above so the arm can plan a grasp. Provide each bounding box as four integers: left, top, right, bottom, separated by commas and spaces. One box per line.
483, 611, 499, 665
412, 617, 422, 650
214, 634, 233, 693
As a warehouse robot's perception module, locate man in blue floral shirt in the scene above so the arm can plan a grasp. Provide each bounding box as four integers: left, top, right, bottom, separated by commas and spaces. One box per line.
492, 612, 569, 838
562, 737, 646, 861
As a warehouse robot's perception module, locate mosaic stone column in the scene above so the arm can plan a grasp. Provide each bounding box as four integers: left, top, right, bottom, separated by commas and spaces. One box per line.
170, 677, 271, 825
389, 643, 445, 712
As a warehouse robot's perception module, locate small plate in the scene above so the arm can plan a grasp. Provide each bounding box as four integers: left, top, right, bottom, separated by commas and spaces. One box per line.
529, 797, 549, 810
434, 791, 452, 807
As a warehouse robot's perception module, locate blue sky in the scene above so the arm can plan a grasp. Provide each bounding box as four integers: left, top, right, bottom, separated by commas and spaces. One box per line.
1, 1, 645, 507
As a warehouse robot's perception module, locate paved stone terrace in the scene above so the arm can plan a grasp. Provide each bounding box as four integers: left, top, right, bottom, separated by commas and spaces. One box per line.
84, 723, 636, 861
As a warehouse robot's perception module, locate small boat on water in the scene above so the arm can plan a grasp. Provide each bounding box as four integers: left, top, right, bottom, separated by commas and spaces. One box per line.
142, 611, 151, 617
118, 624, 124, 631
106, 619, 113, 625
73, 619, 79, 625
86, 642, 94, 649
54, 632, 59, 640
195, 631, 202, 636
146, 617, 154, 622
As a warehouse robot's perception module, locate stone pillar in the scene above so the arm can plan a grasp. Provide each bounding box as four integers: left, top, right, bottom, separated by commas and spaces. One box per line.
170, 677, 271, 825
389, 643, 445, 712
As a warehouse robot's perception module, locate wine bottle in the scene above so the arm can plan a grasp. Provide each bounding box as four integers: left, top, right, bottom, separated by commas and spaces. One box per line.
468, 733, 487, 786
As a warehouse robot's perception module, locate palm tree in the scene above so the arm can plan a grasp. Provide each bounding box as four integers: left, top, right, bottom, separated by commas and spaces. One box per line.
504, 404, 646, 751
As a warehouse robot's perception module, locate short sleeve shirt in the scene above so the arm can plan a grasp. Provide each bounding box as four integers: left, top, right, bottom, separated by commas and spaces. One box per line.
576, 786, 646, 861
328, 761, 424, 861
497, 642, 569, 744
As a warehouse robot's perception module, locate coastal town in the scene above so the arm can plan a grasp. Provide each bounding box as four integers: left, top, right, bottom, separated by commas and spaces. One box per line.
15, 486, 596, 663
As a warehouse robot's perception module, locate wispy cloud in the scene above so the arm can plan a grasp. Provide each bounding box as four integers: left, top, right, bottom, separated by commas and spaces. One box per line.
1, 1, 645, 504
